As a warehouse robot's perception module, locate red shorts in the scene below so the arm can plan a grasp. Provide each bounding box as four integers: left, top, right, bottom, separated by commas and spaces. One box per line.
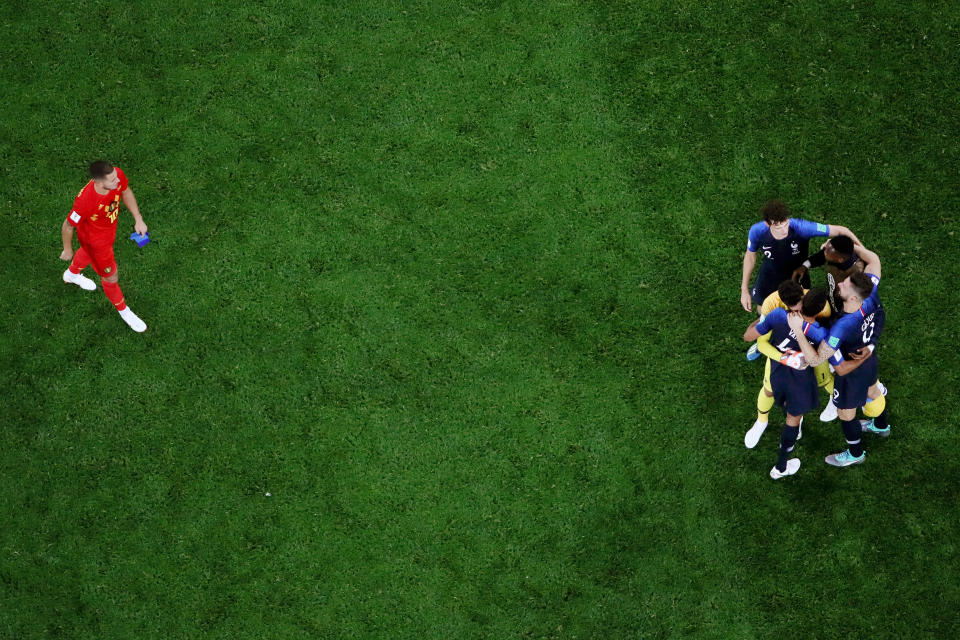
79, 235, 117, 277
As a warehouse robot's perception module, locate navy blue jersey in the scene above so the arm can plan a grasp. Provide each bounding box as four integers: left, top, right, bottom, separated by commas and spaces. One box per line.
756, 308, 830, 356
756, 308, 827, 416
747, 218, 831, 279
827, 273, 883, 365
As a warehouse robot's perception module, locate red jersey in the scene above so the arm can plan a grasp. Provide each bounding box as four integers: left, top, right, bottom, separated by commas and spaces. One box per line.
67, 167, 129, 246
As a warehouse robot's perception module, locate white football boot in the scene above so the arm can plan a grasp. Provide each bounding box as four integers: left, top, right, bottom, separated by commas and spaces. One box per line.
744, 419, 768, 449
770, 458, 801, 479
118, 307, 147, 333
63, 268, 96, 291
820, 399, 838, 422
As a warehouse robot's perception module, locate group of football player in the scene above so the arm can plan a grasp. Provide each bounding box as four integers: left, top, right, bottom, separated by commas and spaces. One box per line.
738, 200, 890, 479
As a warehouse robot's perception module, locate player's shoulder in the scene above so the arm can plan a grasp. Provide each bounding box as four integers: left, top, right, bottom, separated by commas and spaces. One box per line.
748, 221, 768, 238
765, 307, 787, 323
73, 180, 96, 207
806, 321, 829, 341
114, 166, 129, 190
790, 218, 829, 236
827, 312, 858, 344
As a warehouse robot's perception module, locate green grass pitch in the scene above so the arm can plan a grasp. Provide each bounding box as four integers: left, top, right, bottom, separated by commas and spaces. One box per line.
2, 1, 959, 637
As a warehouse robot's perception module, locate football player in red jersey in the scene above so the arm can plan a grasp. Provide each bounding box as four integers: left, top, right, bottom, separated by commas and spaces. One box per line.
60, 161, 149, 332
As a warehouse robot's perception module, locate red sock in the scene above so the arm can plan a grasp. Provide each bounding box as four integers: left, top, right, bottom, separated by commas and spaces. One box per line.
69, 246, 91, 274
102, 281, 127, 311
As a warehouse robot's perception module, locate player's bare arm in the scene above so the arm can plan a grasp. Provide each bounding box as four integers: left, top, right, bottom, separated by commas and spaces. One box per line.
122, 188, 148, 236
826, 224, 861, 247
60, 217, 75, 261
742, 322, 765, 343
854, 245, 881, 279
786, 312, 828, 366
833, 346, 874, 376
740, 250, 756, 312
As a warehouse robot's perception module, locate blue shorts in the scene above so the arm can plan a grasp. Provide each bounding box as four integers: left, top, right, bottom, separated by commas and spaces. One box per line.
770, 362, 820, 416
833, 355, 879, 409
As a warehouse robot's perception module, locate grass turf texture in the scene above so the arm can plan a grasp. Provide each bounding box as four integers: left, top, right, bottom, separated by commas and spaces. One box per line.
2, 0, 959, 637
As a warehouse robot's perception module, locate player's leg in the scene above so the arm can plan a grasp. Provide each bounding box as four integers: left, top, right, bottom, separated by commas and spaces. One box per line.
816, 361, 837, 421
825, 376, 868, 467
771, 412, 802, 479
746, 359, 774, 448
769, 367, 816, 479
63, 245, 97, 290
89, 249, 147, 333
100, 266, 125, 310
861, 379, 891, 436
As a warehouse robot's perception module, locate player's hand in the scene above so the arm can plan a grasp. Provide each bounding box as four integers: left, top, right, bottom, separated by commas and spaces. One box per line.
740, 289, 752, 312
779, 349, 807, 370
134, 220, 148, 236
791, 265, 808, 282
786, 311, 804, 333
60, 249, 74, 261
849, 346, 871, 361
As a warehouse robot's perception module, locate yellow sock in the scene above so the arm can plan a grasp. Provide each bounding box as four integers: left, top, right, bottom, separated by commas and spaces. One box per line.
757, 388, 774, 422
815, 361, 834, 396
863, 394, 886, 418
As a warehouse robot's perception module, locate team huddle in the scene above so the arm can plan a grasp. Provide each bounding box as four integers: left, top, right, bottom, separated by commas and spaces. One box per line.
739, 200, 890, 480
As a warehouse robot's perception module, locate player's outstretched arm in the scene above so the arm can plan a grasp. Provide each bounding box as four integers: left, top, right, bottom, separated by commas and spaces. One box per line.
740, 250, 756, 312
854, 245, 881, 279
826, 224, 861, 247
60, 218, 75, 261
122, 188, 148, 236
755, 329, 781, 360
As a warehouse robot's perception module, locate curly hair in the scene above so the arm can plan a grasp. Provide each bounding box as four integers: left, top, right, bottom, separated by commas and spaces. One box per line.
762, 200, 790, 224
777, 280, 804, 307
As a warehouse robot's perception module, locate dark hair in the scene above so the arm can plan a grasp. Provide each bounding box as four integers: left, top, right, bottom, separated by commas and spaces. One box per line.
801, 288, 828, 317
777, 280, 804, 307
89, 161, 114, 180
829, 235, 854, 257
762, 200, 790, 224
849, 272, 875, 300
